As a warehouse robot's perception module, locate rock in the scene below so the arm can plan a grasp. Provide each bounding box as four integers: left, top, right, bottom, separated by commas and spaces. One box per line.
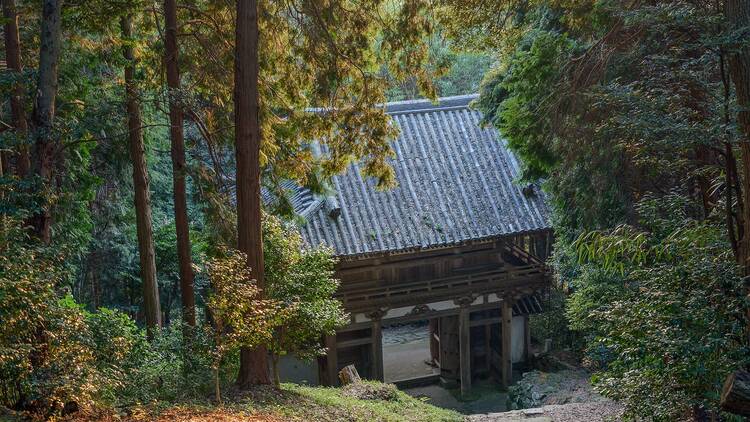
721, 370, 750, 416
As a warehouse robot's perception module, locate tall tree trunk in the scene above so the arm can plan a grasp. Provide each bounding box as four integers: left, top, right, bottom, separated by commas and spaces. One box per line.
30, 0, 63, 244
121, 14, 162, 338
2, 0, 30, 177
164, 0, 196, 328
725, 0, 750, 346
235, 0, 270, 387
727, 0, 750, 270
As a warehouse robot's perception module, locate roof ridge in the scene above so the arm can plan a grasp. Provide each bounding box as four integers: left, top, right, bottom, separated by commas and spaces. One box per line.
385, 94, 478, 115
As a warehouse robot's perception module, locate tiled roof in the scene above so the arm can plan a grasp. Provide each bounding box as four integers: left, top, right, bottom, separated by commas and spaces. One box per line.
297, 94, 551, 258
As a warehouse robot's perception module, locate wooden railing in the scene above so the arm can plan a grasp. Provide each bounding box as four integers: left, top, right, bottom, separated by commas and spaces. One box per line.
336, 263, 548, 311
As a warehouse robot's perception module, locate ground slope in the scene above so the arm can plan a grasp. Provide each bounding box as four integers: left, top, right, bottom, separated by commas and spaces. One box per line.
23, 382, 463, 422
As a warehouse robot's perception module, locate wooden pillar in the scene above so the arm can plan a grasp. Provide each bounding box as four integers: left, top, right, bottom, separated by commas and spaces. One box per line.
501, 299, 513, 389
484, 323, 492, 372
459, 303, 471, 395
523, 314, 531, 363
325, 334, 338, 386
429, 318, 440, 365
439, 315, 459, 387
371, 318, 384, 381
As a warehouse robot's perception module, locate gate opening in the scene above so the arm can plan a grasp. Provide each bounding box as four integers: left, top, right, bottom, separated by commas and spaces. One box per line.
382, 320, 438, 384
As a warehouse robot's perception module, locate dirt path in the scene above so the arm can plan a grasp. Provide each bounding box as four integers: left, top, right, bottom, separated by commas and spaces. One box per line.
467, 401, 624, 422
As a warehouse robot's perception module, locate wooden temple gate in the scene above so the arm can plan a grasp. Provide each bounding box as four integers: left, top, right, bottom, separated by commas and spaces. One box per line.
319, 231, 550, 393
282, 95, 553, 392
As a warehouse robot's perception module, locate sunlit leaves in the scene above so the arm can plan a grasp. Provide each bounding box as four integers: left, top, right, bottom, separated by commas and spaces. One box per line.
262, 215, 348, 365
205, 249, 290, 368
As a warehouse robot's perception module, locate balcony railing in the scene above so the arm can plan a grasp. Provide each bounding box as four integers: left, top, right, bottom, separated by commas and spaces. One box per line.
336, 263, 548, 311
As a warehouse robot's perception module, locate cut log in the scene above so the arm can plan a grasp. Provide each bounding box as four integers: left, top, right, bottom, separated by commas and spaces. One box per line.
338, 364, 361, 386
721, 370, 750, 416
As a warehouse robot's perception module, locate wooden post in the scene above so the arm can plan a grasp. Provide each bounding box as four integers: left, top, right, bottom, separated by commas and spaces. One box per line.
439, 315, 459, 388
459, 304, 471, 395
338, 364, 362, 386
484, 323, 492, 372
501, 299, 513, 389
325, 334, 338, 386
523, 315, 531, 363
429, 318, 440, 365
371, 317, 384, 381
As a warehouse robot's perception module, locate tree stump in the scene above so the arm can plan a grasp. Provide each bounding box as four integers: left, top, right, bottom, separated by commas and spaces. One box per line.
721, 370, 750, 416
338, 364, 361, 386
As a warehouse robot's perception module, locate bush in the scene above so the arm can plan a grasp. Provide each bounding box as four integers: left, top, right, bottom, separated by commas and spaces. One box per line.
0, 218, 219, 415
0, 219, 98, 415
568, 196, 750, 420
262, 215, 348, 386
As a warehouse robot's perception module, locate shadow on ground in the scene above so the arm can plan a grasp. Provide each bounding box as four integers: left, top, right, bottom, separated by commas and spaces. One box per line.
404, 379, 509, 415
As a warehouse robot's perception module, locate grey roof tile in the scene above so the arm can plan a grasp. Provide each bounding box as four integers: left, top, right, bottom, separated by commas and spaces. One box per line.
297, 94, 551, 258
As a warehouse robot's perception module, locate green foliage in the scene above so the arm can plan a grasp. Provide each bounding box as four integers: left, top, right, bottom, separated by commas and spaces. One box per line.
475, 29, 570, 181
0, 216, 220, 413
110, 322, 219, 404
385, 36, 494, 100
205, 250, 290, 401
568, 196, 749, 419
262, 215, 348, 383
0, 218, 99, 414
206, 250, 289, 360
440, 1, 750, 418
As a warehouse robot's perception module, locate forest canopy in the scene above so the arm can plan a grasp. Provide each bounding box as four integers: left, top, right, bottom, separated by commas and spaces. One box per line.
438, 0, 750, 418
4, 0, 750, 420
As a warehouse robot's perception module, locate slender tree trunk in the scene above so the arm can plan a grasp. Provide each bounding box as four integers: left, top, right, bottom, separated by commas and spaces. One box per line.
121, 14, 162, 338
235, 0, 270, 387
30, 0, 62, 244
214, 367, 221, 404
725, 0, 750, 347
2, 0, 30, 177
164, 0, 196, 329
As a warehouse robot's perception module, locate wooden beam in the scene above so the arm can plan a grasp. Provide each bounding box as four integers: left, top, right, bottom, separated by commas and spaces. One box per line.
325, 334, 338, 386
470, 316, 501, 328
335, 298, 518, 332
334, 229, 553, 266
371, 318, 384, 381
429, 318, 440, 365
459, 304, 471, 395
338, 265, 547, 311
501, 299, 513, 389
336, 337, 373, 349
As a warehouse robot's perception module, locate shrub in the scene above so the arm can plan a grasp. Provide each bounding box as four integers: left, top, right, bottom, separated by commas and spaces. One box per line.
205, 249, 289, 403
569, 196, 750, 420
262, 216, 348, 386
0, 219, 98, 415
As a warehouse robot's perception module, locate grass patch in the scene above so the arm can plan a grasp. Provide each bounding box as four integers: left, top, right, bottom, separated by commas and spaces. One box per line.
32, 381, 463, 422
273, 382, 462, 421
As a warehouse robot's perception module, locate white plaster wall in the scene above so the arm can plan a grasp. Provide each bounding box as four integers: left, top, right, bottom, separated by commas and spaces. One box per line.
512, 316, 525, 363
276, 354, 319, 385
